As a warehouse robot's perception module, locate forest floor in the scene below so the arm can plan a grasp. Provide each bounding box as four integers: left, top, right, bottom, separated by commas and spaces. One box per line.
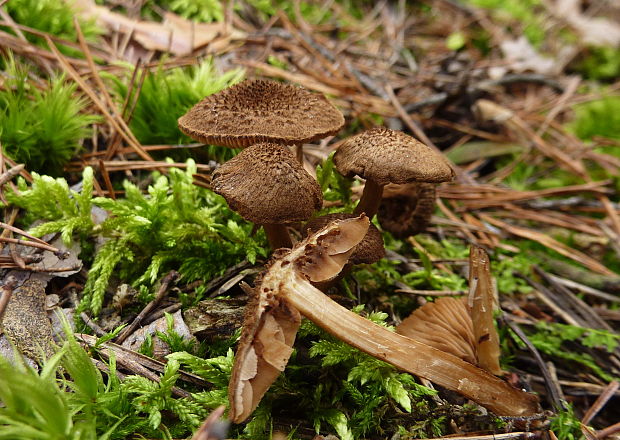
0, 1, 619, 439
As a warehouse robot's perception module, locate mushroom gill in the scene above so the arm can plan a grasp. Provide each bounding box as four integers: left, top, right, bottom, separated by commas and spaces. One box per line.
396, 245, 503, 376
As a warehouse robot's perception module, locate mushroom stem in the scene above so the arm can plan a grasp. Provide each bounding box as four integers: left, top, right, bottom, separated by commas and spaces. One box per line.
354, 179, 383, 218
296, 144, 304, 163
281, 275, 539, 416
263, 224, 293, 249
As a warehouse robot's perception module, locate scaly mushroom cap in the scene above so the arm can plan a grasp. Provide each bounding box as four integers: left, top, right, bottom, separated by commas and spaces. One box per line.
396, 297, 478, 365
304, 213, 385, 264
333, 127, 455, 185
178, 79, 345, 148
212, 143, 323, 224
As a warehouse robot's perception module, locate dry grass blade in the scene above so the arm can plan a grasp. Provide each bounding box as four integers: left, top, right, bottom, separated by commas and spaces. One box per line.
581, 380, 619, 425
44, 35, 154, 162
479, 214, 615, 276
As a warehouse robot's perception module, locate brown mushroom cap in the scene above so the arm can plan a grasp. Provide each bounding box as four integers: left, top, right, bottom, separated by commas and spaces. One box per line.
212, 143, 323, 224
178, 79, 345, 148
333, 127, 455, 185
304, 213, 385, 264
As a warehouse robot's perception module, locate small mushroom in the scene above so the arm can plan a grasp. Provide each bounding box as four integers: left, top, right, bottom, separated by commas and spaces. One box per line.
396, 297, 477, 365
178, 79, 344, 160
229, 216, 539, 422
396, 246, 503, 375
211, 142, 322, 249
304, 213, 385, 265
333, 127, 454, 218
377, 182, 437, 237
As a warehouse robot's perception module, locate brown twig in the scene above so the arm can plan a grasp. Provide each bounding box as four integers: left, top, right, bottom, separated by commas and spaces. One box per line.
115, 271, 179, 344
581, 380, 619, 425
0, 276, 18, 323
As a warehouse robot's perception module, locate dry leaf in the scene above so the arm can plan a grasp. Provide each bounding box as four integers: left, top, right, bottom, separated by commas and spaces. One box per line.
551, 0, 620, 46
74, 0, 245, 55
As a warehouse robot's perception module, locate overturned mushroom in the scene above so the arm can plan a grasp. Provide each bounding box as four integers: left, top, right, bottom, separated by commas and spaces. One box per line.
333, 127, 454, 218
396, 246, 503, 375
229, 216, 539, 423
178, 79, 344, 160
211, 142, 322, 249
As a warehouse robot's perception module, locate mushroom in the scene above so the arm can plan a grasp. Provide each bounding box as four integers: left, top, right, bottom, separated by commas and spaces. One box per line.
303, 212, 385, 265
211, 142, 322, 249
178, 79, 344, 161
395, 245, 503, 375
303, 212, 385, 290
333, 127, 454, 218
229, 215, 539, 422
377, 182, 437, 237
396, 297, 478, 365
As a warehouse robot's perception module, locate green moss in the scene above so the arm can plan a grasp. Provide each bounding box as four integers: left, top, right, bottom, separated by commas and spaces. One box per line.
569, 96, 620, 141
464, 0, 546, 46
7, 161, 268, 315
0, 56, 99, 175
4, 0, 101, 56
107, 58, 244, 148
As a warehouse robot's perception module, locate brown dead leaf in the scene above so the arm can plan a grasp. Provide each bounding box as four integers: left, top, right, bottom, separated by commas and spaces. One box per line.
74, 0, 245, 55
550, 0, 620, 46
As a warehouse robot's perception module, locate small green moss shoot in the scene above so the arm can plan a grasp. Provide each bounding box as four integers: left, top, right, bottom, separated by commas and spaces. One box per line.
3, 0, 101, 57
0, 55, 100, 175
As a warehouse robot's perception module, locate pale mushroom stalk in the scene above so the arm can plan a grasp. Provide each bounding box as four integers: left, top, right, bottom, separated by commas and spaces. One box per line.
277, 263, 539, 417
353, 179, 384, 217
251, 216, 539, 418
263, 224, 293, 249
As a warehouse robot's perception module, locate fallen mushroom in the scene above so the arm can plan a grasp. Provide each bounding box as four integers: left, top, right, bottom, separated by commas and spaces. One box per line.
333, 127, 454, 218
178, 79, 344, 161
211, 142, 322, 249
395, 246, 503, 375
229, 215, 539, 423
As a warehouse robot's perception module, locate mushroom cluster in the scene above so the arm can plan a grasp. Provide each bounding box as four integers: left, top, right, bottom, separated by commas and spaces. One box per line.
179, 79, 454, 252
177, 80, 508, 427
179, 79, 345, 249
